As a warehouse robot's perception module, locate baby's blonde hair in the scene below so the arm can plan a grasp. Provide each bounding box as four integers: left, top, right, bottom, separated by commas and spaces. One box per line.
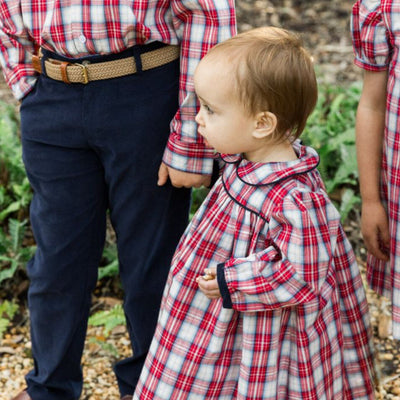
203, 27, 318, 141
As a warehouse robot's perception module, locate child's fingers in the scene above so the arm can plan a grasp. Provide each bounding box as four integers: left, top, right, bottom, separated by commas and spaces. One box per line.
197, 268, 221, 299
198, 284, 221, 299
197, 274, 218, 290
157, 162, 169, 186
196, 275, 216, 286
365, 234, 389, 262
203, 267, 217, 279
204, 291, 221, 299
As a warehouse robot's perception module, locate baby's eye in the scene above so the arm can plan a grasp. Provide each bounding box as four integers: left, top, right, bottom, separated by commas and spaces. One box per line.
203, 104, 214, 115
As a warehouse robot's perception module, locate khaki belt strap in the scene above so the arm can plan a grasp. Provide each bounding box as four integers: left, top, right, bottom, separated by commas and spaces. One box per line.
32, 45, 180, 84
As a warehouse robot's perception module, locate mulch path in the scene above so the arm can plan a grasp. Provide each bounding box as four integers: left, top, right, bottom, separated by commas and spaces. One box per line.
1, 0, 400, 398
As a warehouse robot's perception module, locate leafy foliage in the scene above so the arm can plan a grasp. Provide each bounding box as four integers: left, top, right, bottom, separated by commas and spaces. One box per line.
98, 242, 119, 280
0, 101, 35, 283
0, 102, 31, 222
0, 218, 36, 284
190, 186, 210, 219
87, 337, 120, 357
88, 304, 126, 336
0, 300, 19, 341
302, 82, 362, 220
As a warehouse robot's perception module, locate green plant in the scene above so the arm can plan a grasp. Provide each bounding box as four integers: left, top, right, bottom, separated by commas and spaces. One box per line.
88, 304, 125, 356
98, 242, 119, 280
0, 299, 19, 341
87, 337, 120, 357
0, 101, 31, 219
88, 304, 126, 336
190, 187, 210, 219
302, 82, 362, 220
0, 218, 36, 284
0, 176, 31, 222
0, 100, 34, 281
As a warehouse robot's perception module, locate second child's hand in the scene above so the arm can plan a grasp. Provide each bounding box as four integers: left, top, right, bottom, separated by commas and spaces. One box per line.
197, 267, 221, 299
158, 162, 211, 188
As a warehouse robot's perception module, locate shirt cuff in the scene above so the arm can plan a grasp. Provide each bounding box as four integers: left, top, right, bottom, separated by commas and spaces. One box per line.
10, 74, 38, 101
163, 132, 216, 175
353, 57, 389, 72
217, 263, 233, 309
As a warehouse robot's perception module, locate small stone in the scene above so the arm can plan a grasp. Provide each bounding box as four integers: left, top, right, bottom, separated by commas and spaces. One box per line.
378, 314, 392, 339
379, 352, 394, 361
0, 347, 16, 355
392, 386, 400, 395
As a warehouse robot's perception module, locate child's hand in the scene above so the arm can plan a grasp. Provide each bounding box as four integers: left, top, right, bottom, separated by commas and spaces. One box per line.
197, 267, 221, 299
158, 162, 211, 188
361, 201, 390, 261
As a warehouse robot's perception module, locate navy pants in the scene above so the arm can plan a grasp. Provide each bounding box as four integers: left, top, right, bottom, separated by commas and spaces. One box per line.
20, 44, 191, 400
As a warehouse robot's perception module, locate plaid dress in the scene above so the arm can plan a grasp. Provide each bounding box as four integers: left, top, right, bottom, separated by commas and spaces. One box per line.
352, 0, 400, 338
133, 143, 375, 399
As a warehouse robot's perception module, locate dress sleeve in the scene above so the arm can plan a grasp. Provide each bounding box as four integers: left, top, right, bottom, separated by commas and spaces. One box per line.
163, 0, 236, 175
351, 0, 391, 71
0, 0, 38, 100
218, 192, 340, 312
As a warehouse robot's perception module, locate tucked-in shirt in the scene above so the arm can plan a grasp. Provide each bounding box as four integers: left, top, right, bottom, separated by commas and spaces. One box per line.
352, 0, 400, 338
0, 0, 236, 174
133, 143, 375, 400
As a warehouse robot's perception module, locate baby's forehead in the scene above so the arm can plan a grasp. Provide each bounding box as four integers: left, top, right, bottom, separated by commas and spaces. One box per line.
195, 56, 235, 83
194, 64, 234, 94
199, 52, 232, 68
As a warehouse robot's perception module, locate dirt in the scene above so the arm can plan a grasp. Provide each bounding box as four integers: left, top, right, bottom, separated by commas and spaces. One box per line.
1, 1, 399, 399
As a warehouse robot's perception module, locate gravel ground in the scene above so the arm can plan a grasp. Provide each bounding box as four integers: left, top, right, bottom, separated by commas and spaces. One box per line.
1, 0, 400, 399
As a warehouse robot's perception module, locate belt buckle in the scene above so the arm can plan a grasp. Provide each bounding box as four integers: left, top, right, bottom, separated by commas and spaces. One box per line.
74, 61, 89, 84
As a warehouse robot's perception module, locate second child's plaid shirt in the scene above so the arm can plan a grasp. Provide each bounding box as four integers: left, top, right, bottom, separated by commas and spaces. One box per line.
133, 143, 375, 400
0, 0, 236, 175
352, 0, 400, 339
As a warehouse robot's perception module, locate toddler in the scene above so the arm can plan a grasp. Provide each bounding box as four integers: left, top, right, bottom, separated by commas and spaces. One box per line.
133, 26, 376, 399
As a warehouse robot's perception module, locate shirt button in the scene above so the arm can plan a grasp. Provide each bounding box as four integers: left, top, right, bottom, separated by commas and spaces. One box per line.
78, 34, 87, 43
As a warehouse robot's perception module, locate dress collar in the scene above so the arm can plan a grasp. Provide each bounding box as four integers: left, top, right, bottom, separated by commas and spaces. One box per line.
220, 141, 319, 187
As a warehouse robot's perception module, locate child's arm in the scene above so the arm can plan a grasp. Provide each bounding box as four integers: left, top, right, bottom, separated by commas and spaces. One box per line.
203, 192, 339, 312
159, 0, 236, 188
356, 69, 390, 261
0, 2, 38, 100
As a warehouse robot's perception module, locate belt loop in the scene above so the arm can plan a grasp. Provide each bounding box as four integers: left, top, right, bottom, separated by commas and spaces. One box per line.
60, 62, 71, 84
40, 48, 48, 77
31, 47, 44, 75
132, 46, 143, 74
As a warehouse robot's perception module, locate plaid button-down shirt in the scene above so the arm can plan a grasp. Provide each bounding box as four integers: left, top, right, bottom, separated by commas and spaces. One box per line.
133, 143, 375, 400
352, 0, 400, 338
0, 0, 236, 174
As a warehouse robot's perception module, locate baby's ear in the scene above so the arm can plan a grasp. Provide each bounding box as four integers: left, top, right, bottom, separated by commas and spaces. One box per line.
253, 111, 277, 139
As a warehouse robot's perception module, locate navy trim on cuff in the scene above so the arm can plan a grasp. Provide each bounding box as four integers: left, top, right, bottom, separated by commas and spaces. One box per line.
217, 263, 233, 309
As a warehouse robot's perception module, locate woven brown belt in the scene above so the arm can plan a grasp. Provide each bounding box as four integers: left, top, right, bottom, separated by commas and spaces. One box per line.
31, 45, 180, 84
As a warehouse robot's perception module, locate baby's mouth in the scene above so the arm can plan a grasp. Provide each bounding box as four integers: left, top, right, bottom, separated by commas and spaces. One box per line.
201, 136, 210, 148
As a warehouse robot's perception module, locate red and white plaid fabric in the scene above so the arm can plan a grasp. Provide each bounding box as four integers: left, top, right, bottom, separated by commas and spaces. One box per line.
352, 0, 400, 338
0, 0, 236, 174
133, 143, 375, 400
